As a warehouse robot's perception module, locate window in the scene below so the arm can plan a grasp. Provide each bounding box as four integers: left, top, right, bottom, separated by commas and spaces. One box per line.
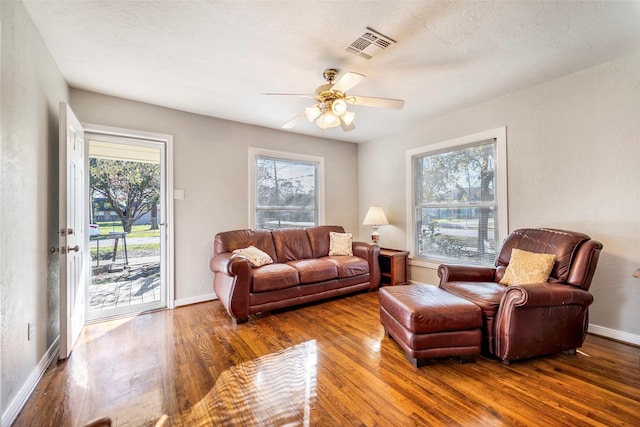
249, 148, 324, 229
406, 128, 507, 266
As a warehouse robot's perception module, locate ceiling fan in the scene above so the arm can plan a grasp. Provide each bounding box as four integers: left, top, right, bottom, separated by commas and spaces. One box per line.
266, 68, 404, 132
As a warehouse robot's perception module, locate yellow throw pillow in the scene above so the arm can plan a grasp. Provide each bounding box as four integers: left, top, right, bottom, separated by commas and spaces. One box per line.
499, 248, 556, 286
232, 246, 274, 267
329, 232, 353, 256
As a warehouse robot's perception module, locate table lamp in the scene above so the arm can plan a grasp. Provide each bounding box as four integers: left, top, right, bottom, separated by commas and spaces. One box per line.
362, 206, 389, 246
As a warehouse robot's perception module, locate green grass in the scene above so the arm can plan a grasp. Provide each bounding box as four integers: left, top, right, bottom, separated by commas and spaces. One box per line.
90, 243, 159, 261
94, 221, 160, 238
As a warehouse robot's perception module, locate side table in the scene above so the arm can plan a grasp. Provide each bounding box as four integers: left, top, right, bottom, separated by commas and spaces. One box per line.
379, 248, 409, 286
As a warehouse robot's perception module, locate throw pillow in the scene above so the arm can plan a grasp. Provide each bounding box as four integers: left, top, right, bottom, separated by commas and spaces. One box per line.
499, 248, 556, 286
329, 232, 353, 256
232, 246, 274, 267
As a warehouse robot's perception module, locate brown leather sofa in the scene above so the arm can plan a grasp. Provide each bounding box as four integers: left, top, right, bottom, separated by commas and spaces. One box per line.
210, 225, 380, 323
438, 228, 603, 364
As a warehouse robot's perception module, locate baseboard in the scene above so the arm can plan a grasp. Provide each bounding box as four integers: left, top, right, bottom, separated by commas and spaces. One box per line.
174, 292, 217, 307
588, 323, 640, 346
408, 280, 435, 286
1, 336, 60, 427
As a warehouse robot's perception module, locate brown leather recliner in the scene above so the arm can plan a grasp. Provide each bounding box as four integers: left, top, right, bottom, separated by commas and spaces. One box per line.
438, 228, 603, 364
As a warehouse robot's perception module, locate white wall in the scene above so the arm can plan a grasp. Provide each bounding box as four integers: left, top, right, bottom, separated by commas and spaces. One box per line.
69, 90, 360, 303
1, 0, 69, 423
359, 53, 640, 343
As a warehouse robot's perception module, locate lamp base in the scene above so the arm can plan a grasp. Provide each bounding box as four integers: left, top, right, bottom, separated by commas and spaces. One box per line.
371, 226, 380, 246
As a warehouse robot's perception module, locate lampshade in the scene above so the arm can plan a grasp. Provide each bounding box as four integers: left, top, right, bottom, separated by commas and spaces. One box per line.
363, 206, 388, 246
305, 105, 321, 122
341, 110, 355, 126
362, 206, 389, 226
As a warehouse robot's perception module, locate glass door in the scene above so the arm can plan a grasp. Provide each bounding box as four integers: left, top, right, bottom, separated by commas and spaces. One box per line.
86, 134, 167, 321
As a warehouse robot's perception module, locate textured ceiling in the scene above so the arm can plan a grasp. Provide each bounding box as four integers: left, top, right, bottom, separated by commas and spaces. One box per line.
22, 0, 640, 143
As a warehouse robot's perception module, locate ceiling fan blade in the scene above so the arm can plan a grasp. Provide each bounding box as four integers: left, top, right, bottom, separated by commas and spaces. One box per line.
346, 95, 404, 110
340, 118, 356, 132
282, 111, 306, 129
331, 72, 366, 93
263, 93, 316, 99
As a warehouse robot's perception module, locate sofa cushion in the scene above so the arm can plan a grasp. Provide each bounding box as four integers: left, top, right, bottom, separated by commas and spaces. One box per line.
307, 225, 345, 258
214, 229, 277, 261
496, 228, 589, 283
499, 249, 556, 285
287, 259, 338, 284
440, 281, 506, 317
272, 228, 313, 262
252, 263, 300, 292
324, 256, 369, 278
329, 232, 353, 256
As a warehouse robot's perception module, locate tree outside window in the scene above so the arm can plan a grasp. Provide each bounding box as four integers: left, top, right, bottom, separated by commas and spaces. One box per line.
408, 128, 507, 266
90, 158, 160, 233
255, 156, 318, 229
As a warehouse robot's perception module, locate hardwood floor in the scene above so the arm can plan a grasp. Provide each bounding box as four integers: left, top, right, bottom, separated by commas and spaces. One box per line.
13, 291, 640, 426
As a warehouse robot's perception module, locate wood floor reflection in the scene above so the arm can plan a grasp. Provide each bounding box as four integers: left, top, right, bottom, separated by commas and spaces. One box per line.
13, 291, 640, 426
204, 340, 317, 426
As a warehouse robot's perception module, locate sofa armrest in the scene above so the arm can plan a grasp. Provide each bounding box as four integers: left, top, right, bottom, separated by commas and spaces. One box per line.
499, 282, 594, 309
353, 241, 380, 289
210, 252, 252, 276
494, 283, 594, 362
210, 252, 253, 322
210, 252, 232, 274
437, 264, 496, 285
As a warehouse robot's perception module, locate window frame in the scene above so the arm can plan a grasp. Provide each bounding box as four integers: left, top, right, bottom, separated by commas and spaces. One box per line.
405, 127, 508, 268
248, 147, 325, 229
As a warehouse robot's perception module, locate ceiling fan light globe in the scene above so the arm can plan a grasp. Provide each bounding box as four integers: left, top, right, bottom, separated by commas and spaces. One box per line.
331, 99, 347, 116
316, 112, 340, 129
325, 111, 341, 128
341, 110, 355, 126
305, 105, 321, 121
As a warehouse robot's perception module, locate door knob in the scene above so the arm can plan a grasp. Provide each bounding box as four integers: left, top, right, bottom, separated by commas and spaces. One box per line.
50, 245, 79, 254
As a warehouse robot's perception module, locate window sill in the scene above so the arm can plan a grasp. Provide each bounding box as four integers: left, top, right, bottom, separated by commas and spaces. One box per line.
408, 257, 441, 270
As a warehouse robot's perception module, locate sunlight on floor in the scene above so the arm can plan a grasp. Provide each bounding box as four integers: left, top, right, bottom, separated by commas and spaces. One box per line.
180, 340, 318, 426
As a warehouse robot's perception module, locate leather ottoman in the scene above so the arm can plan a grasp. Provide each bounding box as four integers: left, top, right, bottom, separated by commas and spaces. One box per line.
379, 284, 482, 367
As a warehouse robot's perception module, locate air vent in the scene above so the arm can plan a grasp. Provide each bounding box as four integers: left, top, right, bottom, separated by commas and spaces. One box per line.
346, 27, 396, 60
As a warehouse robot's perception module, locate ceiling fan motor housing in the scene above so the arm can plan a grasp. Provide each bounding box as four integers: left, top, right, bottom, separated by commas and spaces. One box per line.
315, 69, 349, 107
315, 85, 345, 104
322, 68, 338, 83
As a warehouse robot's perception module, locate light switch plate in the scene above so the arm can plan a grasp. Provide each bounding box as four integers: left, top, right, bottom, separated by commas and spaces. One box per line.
173, 189, 185, 200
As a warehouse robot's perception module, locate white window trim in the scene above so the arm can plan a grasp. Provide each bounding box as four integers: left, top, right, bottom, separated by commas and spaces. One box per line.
248, 147, 325, 228
405, 127, 508, 268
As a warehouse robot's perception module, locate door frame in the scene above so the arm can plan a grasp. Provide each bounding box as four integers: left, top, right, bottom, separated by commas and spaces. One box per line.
82, 123, 175, 310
